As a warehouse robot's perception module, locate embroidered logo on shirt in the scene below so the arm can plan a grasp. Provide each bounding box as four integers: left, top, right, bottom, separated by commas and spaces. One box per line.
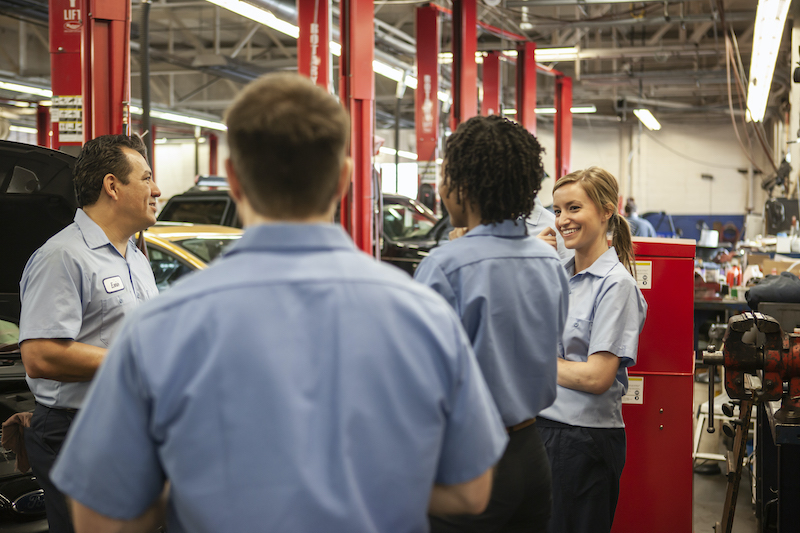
102, 276, 124, 294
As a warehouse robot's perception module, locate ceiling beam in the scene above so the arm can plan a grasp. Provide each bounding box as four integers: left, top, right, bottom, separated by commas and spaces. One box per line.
646, 23, 673, 46
689, 21, 714, 44
526, 11, 752, 30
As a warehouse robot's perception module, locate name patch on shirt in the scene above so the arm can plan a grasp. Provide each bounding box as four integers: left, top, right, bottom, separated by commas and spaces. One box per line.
102, 276, 124, 294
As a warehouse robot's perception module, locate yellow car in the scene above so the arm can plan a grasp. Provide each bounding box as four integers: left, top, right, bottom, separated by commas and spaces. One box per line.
143, 223, 243, 291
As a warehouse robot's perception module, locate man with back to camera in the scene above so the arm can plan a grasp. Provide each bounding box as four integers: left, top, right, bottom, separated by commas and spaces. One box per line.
624, 198, 656, 237
18, 134, 161, 533
49, 72, 509, 533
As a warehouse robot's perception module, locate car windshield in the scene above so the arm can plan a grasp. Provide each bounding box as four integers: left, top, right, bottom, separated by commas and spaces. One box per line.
175, 236, 241, 263
383, 201, 437, 241
160, 199, 229, 225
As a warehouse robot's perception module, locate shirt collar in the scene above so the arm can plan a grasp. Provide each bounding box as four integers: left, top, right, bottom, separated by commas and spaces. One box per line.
74, 208, 114, 250
465, 219, 529, 239
565, 247, 621, 278
224, 223, 357, 256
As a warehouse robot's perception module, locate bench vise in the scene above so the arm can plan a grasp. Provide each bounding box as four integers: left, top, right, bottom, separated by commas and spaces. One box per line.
704, 312, 800, 424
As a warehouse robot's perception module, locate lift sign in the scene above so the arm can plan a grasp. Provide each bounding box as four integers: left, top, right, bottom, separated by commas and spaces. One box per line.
635, 261, 652, 290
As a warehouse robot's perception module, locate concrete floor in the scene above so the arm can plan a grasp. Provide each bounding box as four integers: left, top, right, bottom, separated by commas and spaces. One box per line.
692, 378, 758, 533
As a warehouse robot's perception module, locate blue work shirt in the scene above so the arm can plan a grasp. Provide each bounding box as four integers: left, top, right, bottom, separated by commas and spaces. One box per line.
525, 197, 574, 262
414, 219, 569, 426
627, 214, 657, 237
51, 223, 507, 533
18, 209, 158, 409
539, 247, 647, 428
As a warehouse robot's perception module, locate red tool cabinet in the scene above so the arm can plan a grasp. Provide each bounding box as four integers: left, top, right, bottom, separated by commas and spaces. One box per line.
612, 238, 696, 532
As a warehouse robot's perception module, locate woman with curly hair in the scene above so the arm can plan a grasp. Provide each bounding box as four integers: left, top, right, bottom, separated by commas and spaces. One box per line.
537, 167, 648, 533
415, 115, 569, 533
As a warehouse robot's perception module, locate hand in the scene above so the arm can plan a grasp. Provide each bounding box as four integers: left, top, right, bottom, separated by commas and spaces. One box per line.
449, 227, 469, 240
537, 227, 558, 251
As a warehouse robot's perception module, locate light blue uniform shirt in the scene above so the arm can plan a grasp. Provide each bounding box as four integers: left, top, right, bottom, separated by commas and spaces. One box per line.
414, 219, 569, 426
627, 214, 657, 237
525, 197, 574, 262
51, 224, 507, 533
19, 209, 158, 409
539, 247, 647, 428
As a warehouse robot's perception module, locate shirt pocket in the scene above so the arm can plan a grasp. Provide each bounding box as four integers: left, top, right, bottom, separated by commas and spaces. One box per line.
563, 317, 592, 362
100, 291, 136, 346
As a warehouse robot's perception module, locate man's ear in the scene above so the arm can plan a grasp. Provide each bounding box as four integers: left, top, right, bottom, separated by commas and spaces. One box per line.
336, 157, 353, 201
102, 173, 120, 201
226, 159, 244, 203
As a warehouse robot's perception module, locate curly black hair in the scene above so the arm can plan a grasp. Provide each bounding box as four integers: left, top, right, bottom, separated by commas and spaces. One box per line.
443, 115, 544, 224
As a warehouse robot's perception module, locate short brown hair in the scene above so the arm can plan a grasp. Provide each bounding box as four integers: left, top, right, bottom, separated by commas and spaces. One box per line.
74, 134, 147, 207
225, 73, 350, 218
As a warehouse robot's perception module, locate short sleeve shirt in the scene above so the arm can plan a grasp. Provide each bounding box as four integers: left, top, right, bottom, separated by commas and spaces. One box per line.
50, 223, 507, 533
627, 214, 657, 238
18, 209, 158, 409
414, 219, 570, 426
539, 247, 647, 428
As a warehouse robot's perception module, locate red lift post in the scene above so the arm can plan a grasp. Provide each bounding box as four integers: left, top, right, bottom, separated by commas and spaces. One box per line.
339, 0, 375, 253
297, 0, 332, 93
554, 75, 572, 179
481, 51, 501, 116
450, 0, 477, 131
208, 133, 218, 176
36, 104, 51, 148
415, 5, 439, 210
515, 42, 536, 134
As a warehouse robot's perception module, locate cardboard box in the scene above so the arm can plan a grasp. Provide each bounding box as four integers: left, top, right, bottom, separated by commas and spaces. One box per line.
759, 258, 800, 276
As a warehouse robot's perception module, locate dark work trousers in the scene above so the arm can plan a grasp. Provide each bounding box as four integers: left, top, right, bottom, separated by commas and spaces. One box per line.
537, 418, 626, 533
25, 403, 78, 533
430, 421, 552, 533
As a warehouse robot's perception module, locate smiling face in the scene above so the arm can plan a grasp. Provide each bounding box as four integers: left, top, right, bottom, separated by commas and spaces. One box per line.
116, 147, 160, 232
552, 181, 612, 254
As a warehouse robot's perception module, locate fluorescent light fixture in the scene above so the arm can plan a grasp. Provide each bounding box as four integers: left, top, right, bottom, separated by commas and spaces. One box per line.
633, 109, 661, 131
502, 47, 578, 62
746, 0, 791, 122
0, 81, 52, 98
206, 0, 298, 38
129, 105, 228, 131
502, 105, 597, 115
155, 138, 168, 144
10, 125, 37, 134
379, 146, 418, 160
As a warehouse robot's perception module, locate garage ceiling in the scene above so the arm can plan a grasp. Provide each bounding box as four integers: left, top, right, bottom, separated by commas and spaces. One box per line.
0, 0, 787, 135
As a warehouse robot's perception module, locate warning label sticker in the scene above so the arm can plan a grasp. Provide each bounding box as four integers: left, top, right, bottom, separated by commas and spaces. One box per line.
635, 261, 653, 290
622, 376, 644, 404
53, 95, 83, 143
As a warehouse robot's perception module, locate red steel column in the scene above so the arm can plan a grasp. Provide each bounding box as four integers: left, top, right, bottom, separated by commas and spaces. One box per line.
49, 0, 85, 149
209, 133, 218, 175
415, 4, 439, 210
515, 41, 536, 134
339, 0, 374, 253
83, 0, 131, 139
297, 0, 332, 92
554, 76, 572, 179
450, 0, 477, 131
481, 51, 501, 116
36, 104, 51, 147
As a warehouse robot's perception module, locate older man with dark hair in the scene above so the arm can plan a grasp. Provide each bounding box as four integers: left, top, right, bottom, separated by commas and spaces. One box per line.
19, 134, 160, 533
50, 73, 507, 533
